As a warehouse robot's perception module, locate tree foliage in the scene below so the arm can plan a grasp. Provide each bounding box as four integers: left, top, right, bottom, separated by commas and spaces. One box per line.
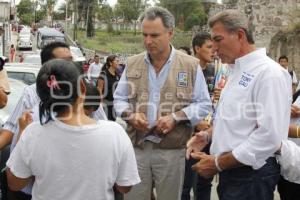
17, 0, 46, 25
97, 3, 113, 23
158, 0, 207, 30
114, 0, 145, 23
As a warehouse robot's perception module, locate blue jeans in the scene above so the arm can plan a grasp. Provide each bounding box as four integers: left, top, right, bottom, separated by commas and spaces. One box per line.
217, 157, 280, 200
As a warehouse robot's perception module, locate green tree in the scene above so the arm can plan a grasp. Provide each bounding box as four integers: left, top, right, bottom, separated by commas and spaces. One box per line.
97, 3, 113, 23
184, 12, 207, 31
114, 0, 145, 34
17, 0, 34, 25
39, 0, 57, 26
158, 0, 207, 30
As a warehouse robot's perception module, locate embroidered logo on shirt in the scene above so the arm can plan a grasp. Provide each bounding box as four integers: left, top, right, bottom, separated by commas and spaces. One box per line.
238, 72, 254, 87
178, 72, 188, 87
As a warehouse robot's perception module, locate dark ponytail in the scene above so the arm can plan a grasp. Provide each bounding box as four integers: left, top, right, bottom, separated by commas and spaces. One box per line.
102, 55, 118, 71
36, 59, 82, 124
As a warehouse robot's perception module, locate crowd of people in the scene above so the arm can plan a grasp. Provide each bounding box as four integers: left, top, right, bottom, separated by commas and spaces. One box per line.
0, 6, 299, 200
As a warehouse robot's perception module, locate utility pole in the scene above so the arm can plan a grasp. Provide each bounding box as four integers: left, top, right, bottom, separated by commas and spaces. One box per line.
65, 0, 68, 34
73, 0, 78, 42
86, 4, 89, 38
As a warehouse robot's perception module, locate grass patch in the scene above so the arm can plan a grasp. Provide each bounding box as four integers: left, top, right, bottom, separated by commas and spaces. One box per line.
76, 29, 193, 55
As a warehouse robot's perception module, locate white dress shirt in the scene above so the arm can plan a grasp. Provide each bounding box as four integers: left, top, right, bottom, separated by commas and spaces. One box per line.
114, 47, 212, 127
277, 139, 300, 184
87, 62, 102, 80
210, 48, 292, 169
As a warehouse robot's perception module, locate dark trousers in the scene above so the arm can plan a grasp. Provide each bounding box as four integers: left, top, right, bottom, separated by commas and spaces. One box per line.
181, 145, 212, 200
7, 191, 31, 200
113, 186, 124, 200
217, 157, 280, 200
277, 176, 300, 200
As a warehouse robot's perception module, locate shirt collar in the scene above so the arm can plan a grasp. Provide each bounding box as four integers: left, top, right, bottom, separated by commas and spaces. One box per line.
144, 45, 175, 65
235, 48, 266, 70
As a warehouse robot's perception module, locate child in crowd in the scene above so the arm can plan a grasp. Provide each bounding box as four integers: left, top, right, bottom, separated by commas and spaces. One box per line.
6, 59, 140, 200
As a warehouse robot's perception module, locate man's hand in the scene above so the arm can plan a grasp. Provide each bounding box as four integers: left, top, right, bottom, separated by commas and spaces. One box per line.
128, 112, 149, 133
291, 104, 300, 118
191, 152, 218, 179
18, 111, 33, 137
186, 131, 209, 159
155, 114, 176, 134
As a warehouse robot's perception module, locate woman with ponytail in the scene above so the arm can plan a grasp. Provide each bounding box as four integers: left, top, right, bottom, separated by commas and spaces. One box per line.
97, 55, 120, 121
6, 59, 140, 200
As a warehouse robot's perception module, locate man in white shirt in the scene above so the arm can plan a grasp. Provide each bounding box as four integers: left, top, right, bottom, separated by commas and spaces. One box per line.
279, 55, 298, 93
186, 10, 292, 200
87, 54, 102, 85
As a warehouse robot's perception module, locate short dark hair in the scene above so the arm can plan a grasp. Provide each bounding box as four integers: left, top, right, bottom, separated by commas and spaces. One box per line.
37, 59, 81, 124
83, 78, 101, 112
279, 55, 288, 62
40, 42, 70, 64
192, 32, 211, 54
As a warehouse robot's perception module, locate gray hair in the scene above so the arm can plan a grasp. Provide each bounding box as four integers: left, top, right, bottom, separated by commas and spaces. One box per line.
208, 10, 255, 44
139, 6, 175, 29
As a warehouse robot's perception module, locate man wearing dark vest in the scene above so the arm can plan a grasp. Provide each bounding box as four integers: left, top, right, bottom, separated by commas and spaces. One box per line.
114, 6, 212, 200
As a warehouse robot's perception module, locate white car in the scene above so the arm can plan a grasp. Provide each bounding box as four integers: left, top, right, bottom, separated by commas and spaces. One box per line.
18, 36, 33, 50
18, 28, 33, 50
70, 46, 86, 63
23, 54, 41, 66
5, 63, 40, 85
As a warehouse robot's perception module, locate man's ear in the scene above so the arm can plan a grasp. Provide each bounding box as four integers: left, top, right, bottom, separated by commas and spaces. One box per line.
237, 28, 247, 42
194, 45, 201, 55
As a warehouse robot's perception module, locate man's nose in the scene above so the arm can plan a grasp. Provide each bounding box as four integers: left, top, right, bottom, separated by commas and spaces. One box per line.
144, 36, 152, 45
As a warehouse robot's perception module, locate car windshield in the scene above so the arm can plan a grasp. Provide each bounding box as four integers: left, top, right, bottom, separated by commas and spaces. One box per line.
71, 48, 84, 57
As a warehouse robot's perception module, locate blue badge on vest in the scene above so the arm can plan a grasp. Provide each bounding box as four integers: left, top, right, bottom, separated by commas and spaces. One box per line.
178, 72, 188, 87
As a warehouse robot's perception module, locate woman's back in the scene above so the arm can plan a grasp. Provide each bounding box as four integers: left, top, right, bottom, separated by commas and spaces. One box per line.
7, 120, 139, 200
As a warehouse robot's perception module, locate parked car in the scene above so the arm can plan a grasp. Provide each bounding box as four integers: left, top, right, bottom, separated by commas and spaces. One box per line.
18, 37, 32, 50
70, 46, 86, 63
0, 78, 26, 125
23, 54, 41, 66
5, 63, 40, 85
18, 28, 32, 50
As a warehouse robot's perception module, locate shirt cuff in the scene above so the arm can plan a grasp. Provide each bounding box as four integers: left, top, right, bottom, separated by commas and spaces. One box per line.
113, 101, 131, 117
232, 144, 265, 170
181, 105, 210, 126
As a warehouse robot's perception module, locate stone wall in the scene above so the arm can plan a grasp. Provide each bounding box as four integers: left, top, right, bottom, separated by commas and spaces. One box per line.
209, 0, 300, 49
209, 0, 300, 68
269, 29, 300, 74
